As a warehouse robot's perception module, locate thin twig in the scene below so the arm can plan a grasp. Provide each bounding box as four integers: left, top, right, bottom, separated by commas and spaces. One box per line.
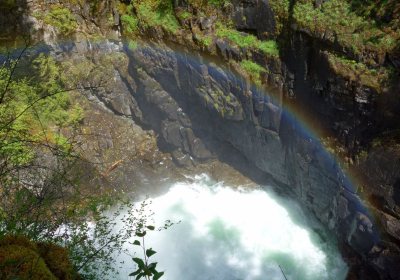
279, 265, 288, 280
103, 159, 122, 178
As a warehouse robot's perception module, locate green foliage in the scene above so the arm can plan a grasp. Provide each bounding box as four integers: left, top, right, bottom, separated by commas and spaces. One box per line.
201, 35, 212, 47
129, 39, 139, 51
235, 59, 267, 86
0, 40, 173, 280
206, 0, 225, 8
181, 12, 192, 19
0, 51, 83, 173
57, 197, 139, 279
0, 46, 124, 279
348, 0, 399, 32
183, 0, 230, 9
121, 14, 139, 36
255, 40, 279, 57
370, 129, 400, 148
128, 200, 177, 280
267, 0, 400, 54
129, 0, 180, 34
0, 0, 18, 11
0, 197, 173, 280
215, 24, 257, 48
32, 54, 83, 127
215, 23, 279, 57
326, 51, 390, 89
292, 0, 399, 54
44, 4, 77, 36
268, 0, 290, 34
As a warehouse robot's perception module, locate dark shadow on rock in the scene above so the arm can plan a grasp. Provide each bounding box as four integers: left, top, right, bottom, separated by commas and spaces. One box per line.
0, 0, 36, 49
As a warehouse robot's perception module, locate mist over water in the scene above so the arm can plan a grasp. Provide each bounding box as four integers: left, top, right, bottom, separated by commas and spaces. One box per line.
116, 174, 348, 280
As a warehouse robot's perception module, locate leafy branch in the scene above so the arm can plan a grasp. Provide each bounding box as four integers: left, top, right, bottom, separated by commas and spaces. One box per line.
130, 228, 164, 280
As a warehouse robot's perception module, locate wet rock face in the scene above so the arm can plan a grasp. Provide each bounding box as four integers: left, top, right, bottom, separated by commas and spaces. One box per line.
230, 0, 276, 40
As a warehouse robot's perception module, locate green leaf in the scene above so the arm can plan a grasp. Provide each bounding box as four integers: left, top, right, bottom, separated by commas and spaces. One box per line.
135, 272, 145, 280
146, 248, 156, 258
133, 240, 141, 246
136, 231, 146, 237
149, 262, 158, 274
143, 268, 152, 276
148, 262, 157, 269
146, 225, 155, 230
129, 268, 141, 276
153, 271, 164, 280
132, 258, 145, 269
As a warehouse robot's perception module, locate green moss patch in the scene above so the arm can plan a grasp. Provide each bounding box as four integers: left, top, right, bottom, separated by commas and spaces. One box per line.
232, 59, 268, 86
215, 23, 279, 57
121, 14, 139, 36
0, 235, 78, 280
326, 51, 391, 89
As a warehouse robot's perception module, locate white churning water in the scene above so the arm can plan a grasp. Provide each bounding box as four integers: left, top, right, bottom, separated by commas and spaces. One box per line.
116, 174, 348, 280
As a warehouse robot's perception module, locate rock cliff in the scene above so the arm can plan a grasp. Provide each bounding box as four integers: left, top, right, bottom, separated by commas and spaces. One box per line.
1, 0, 400, 279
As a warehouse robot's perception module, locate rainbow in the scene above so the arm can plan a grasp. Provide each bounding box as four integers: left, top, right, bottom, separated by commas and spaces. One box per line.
3, 39, 379, 244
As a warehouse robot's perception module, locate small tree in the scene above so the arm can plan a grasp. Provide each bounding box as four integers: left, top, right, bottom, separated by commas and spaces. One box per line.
0, 38, 174, 279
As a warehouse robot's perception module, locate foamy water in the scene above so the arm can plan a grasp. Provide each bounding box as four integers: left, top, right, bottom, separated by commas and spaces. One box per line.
115, 174, 348, 280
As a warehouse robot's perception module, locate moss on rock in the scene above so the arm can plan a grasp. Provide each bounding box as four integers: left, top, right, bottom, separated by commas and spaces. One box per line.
0, 244, 57, 280
0, 235, 79, 280
38, 242, 75, 280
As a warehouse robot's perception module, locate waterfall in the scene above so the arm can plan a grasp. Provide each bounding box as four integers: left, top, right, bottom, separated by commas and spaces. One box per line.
115, 174, 348, 280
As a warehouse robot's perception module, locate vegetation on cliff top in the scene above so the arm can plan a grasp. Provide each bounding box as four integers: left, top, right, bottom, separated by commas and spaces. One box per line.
269, 0, 399, 56
119, 0, 277, 87
120, 0, 180, 35
326, 51, 394, 89
215, 22, 279, 57
232, 59, 268, 87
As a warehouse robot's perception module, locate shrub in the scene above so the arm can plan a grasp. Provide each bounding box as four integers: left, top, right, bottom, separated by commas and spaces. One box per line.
0, 0, 18, 11
215, 24, 257, 48
181, 12, 191, 19
129, 39, 139, 50
291, 0, 399, 54
326, 51, 390, 89
201, 35, 212, 47
232, 59, 267, 86
215, 23, 279, 57
121, 14, 140, 35
255, 40, 279, 57
44, 4, 77, 36
130, 0, 180, 34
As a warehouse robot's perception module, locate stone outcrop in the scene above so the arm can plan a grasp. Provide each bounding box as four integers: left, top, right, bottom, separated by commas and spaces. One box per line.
2, 0, 400, 279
